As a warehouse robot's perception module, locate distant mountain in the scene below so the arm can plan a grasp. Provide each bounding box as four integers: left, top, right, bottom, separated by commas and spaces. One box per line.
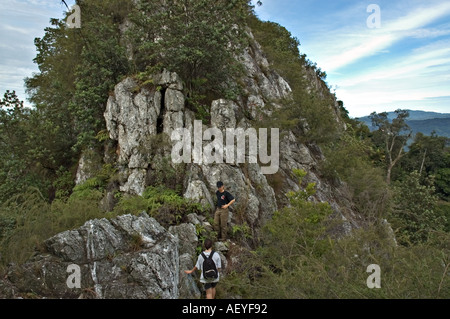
356, 110, 450, 138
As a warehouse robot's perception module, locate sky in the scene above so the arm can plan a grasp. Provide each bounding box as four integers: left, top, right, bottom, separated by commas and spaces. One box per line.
252, 0, 450, 117
0, 1, 449, 118
0, 0, 76, 106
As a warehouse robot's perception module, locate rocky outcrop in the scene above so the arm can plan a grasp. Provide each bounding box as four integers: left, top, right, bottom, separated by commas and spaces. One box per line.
169, 222, 201, 299
99, 32, 359, 234
14, 27, 366, 300
0, 6, 370, 300
0, 213, 183, 299
103, 70, 185, 196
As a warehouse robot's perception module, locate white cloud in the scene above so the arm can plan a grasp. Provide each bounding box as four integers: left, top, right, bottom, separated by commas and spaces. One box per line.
321, 2, 450, 72
2, 24, 33, 35
339, 43, 450, 86
322, 34, 396, 72
406, 27, 450, 39
333, 35, 450, 117
0, 0, 72, 103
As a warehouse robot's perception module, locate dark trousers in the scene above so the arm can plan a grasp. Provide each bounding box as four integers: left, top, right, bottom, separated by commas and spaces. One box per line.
214, 207, 229, 241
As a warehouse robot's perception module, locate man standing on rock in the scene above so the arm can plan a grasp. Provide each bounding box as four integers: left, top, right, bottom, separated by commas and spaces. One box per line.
214, 181, 235, 242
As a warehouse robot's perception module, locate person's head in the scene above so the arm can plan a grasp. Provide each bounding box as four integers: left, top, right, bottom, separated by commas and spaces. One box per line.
204, 238, 213, 250
217, 181, 224, 192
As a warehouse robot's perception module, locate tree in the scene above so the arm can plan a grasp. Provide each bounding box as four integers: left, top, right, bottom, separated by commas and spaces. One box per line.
321, 125, 390, 221
370, 109, 412, 184
129, 0, 249, 109
18, 0, 134, 201
247, 17, 340, 144
390, 171, 446, 245
0, 91, 51, 203
68, 0, 132, 148
396, 132, 450, 199
435, 166, 450, 200
402, 132, 449, 174
26, 0, 132, 151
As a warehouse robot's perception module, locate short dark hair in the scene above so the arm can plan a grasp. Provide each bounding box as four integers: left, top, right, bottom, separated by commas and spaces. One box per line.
217, 181, 224, 188
204, 239, 213, 250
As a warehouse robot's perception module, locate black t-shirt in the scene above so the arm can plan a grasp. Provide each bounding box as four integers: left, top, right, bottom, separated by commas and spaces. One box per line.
216, 190, 234, 208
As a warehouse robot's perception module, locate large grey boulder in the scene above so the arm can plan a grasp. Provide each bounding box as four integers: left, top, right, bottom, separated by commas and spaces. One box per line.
169, 223, 202, 299
2, 213, 180, 299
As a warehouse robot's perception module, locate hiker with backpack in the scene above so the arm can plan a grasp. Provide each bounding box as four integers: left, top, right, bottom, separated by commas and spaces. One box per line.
184, 239, 221, 299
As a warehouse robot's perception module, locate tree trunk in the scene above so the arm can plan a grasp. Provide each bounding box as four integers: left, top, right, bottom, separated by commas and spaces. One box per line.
386, 165, 392, 185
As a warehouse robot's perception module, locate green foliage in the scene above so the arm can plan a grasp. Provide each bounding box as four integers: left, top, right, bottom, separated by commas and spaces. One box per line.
231, 170, 334, 293
435, 167, 450, 200
70, 178, 105, 201
321, 126, 391, 220
390, 171, 446, 245
69, 0, 133, 149
128, 0, 249, 108
369, 110, 412, 184
231, 223, 252, 242
114, 186, 209, 228
147, 154, 186, 195
95, 129, 110, 143
219, 170, 450, 298
395, 132, 450, 199
0, 187, 109, 266
399, 133, 449, 175
0, 182, 209, 267
53, 167, 76, 200
0, 158, 125, 266
185, 78, 211, 124
0, 91, 47, 204
436, 201, 450, 233
1, 0, 133, 204
70, 163, 116, 201
247, 16, 340, 144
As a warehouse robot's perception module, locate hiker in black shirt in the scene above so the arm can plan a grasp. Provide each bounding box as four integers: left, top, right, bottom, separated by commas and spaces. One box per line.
214, 181, 235, 241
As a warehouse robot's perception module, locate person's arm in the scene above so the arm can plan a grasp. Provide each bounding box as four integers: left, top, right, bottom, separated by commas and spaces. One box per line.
221, 192, 235, 209
184, 266, 198, 275
223, 199, 235, 209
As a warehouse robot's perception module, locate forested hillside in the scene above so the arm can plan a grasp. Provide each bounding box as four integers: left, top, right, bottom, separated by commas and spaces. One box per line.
0, 0, 448, 299
358, 110, 450, 138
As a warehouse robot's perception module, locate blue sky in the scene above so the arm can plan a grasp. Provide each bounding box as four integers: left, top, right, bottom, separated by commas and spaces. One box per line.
0, 0, 75, 107
253, 0, 450, 117
1, 1, 449, 118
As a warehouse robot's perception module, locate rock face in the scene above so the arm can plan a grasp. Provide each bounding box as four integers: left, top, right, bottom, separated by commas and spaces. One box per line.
0, 30, 365, 299
99, 32, 359, 234
103, 70, 185, 196
1, 213, 183, 299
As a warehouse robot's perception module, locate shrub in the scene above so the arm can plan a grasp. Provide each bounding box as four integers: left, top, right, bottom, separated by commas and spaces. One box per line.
219, 169, 450, 298
390, 171, 446, 245
0, 187, 108, 266
247, 16, 340, 144
114, 186, 210, 228
321, 129, 391, 221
